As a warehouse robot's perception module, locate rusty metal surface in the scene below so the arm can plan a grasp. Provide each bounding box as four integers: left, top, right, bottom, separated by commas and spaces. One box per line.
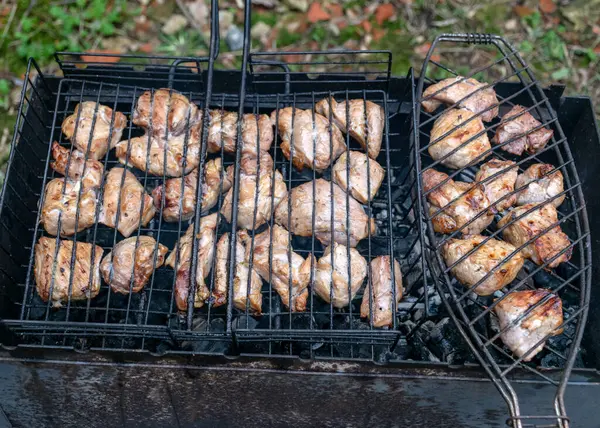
0, 350, 599, 428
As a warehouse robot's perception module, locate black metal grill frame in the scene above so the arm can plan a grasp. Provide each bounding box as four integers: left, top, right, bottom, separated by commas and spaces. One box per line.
414, 33, 592, 426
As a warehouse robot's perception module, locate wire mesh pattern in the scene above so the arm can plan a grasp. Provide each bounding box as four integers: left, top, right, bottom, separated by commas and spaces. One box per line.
414, 33, 591, 426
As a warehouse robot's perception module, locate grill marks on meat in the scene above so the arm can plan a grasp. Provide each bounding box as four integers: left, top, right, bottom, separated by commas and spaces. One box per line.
99, 168, 156, 238
494, 289, 563, 361
423, 169, 493, 236
115, 128, 201, 177
315, 98, 384, 159
51, 142, 104, 189
152, 158, 231, 222
62, 101, 126, 160
207, 111, 273, 155
498, 203, 571, 268
221, 152, 287, 230
515, 163, 565, 208
428, 108, 491, 169
331, 151, 385, 204
493, 105, 553, 156
213, 232, 263, 313
271, 107, 346, 172
133, 89, 200, 137
100, 236, 168, 294
274, 178, 376, 247
240, 225, 315, 312
314, 243, 367, 308
361, 256, 403, 328
475, 159, 518, 213
41, 178, 98, 237
421, 76, 499, 122
165, 214, 219, 311
34, 237, 103, 307
442, 235, 524, 296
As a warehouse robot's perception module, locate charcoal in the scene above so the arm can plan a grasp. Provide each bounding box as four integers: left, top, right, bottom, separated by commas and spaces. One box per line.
392, 337, 410, 360
428, 318, 470, 364
232, 314, 259, 331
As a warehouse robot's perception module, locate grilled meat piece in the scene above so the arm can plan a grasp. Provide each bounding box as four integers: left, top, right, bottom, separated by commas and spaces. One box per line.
239, 225, 315, 312
99, 168, 156, 238
165, 214, 219, 311
152, 158, 231, 222
275, 179, 376, 247
213, 232, 263, 313
421, 76, 499, 122
62, 101, 126, 160
428, 108, 491, 169
515, 163, 565, 208
221, 152, 287, 230
315, 98, 384, 159
423, 169, 493, 236
51, 142, 104, 189
100, 236, 168, 294
331, 151, 385, 204
361, 256, 403, 328
475, 159, 518, 213
40, 178, 98, 237
314, 243, 368, 308
442, 235, 524, 296
207, 111, 273, 155
271, 107, 346, 172
133, 89, 200, 137
494, 289, 563, 361
34, 237, 103, 307
115, 128, 201, 177
498, 203, 571, 268
493, 105, 554, 156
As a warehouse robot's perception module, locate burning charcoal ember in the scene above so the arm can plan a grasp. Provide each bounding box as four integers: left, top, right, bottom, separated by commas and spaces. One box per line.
62, 101, 127, 160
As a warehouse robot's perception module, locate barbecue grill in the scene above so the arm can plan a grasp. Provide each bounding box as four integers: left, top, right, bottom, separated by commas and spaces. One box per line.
1, 2, 600, 427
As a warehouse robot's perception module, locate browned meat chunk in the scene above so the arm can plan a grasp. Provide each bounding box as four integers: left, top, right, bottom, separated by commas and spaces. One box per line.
152, 158, 231, 222
221, 152, 287, 230
40, 178, 98, 237
62, 101, 126, 160
361, 256, 403, 328
493, 105, 553, 156
115, 126, 201, 177
515, 163, 565, 208
331, 151, 385, 204
475, 159, 518, 213
51, 142, 104, 189
275, 179, 376, 247
133, 89, 201, 137
34, 237, 103, 307
239, 225, 314, 312
442, 235, 524, 296
428, 108, 491, 169
498, 203, 571, 268
207, 111, 273, 155
314, 243, 367, 308
98, 168, 156, 238
165, 214, 219, 311
315, 98, 384, 159
494, 289, 563, 361
271, 107, 346, 172
422, 76, 499, 122
100, 236, 168, 294
423, 169, 493, 236
213, 232, 264, 313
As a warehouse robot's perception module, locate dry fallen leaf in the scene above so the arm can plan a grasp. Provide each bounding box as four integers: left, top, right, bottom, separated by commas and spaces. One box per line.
307, 2, 330, 23
539, 0, 557, 14
375, 3, 395, 25
361, 20, 372, 33
514, 5, 535, 17
414, 42, 432, 57
327, 3, 343, 18
372, 28, 385, 42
